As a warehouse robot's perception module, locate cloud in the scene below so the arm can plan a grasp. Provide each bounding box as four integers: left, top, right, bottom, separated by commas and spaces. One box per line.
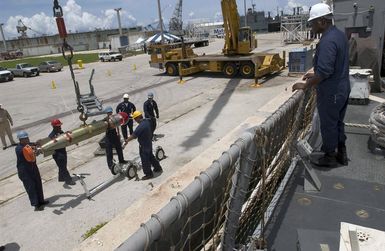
214, 12, 222, 22
3, 0, 137, 39
188, 11, 195, 18
4, 14, 56, 39
284, 0, 310, 14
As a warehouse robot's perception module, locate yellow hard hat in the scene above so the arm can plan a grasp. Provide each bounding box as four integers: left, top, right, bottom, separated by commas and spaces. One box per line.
132, 111, 142, 119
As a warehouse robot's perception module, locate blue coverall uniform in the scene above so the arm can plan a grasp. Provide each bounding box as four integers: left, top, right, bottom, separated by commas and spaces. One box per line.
133, 119, 162, 176
116, 101, 136, 139
15, 144, 45, 207
314, 26, 351, 153
105, 117, 125, 170
143, 99, 159, 134
49, 130, 72, 182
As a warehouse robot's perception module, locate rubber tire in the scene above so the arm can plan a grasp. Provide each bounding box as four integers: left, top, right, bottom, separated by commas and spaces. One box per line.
223, 62, 238, 78
23, 72, 28, 78
240, 62, 255, 78
165, 63, 178, 76
155, 147, 166, 161
126, 165, 137, 179
101, 58, 105, 62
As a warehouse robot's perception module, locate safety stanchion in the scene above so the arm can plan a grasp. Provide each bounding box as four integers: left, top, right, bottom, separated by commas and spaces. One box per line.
51, 80, 57, 89
177, 63, 186, 84
250, 76, 262, 88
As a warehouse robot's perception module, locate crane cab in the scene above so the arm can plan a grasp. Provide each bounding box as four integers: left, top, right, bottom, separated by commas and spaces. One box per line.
237, 27, 257, 54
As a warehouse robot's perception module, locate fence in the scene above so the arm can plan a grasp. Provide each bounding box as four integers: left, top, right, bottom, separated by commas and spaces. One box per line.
116, 88, 316, 251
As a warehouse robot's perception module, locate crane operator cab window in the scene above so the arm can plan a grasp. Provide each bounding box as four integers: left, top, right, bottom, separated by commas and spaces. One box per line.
238, 28, 253, 54
239, 28, 251, 42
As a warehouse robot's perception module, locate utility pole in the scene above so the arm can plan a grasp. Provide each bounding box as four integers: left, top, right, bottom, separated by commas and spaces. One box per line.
114, 8, 123, 36
157, 0, 165, 44
244, 0, 247, 26
0, 23, 7, 52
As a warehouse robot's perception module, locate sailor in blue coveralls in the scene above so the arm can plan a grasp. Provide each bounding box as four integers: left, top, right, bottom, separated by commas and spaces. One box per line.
293, 3, 350, 167
104, 106, 128, 174
116, 93, 136, 140
124, 110, 163, 180
15, 131, 49, 211
49, 119, 75, 185
143, 92, 159, 135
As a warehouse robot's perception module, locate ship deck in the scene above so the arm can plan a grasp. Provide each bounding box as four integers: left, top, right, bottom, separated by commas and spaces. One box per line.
266, 92, 385, 250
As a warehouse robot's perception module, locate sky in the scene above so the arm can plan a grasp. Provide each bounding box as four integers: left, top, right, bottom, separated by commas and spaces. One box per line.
0, 0, 321, 39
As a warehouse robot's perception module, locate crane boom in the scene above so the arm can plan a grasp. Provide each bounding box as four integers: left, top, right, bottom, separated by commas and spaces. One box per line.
221, 0, 256, 56
221, 0, 240, 55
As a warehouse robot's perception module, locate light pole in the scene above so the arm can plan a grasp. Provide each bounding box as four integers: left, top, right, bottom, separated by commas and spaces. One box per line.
244, 0, 247, 26
0, 23, 7, 52
114, 8, 123, 36
157, 0, 165, 44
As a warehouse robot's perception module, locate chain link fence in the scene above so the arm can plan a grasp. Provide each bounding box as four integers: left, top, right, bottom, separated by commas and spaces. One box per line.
116, 89, 316, 251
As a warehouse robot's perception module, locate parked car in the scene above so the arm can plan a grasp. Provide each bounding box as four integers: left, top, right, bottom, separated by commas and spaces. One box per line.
0, 67, 14, 82
98, 51, 123, 62
38, 61, 63, 72
8, 63, 39, 77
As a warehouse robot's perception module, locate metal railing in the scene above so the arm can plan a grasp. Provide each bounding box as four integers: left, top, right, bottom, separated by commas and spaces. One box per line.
116, 88, 316, 251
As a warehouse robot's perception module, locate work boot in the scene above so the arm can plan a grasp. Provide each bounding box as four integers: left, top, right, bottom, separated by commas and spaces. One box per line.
40, 200, 49, 205
141, 174, 154, 180
34, 205, 44, 211
311, 152, 338, 168
337, 144, 348, 166
154, 168, 163, 173
2, 146, 7, 150
65, 178, 76, 186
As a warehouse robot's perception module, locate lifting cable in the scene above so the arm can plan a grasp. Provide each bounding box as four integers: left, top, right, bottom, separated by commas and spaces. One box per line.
53, 0, 87, 123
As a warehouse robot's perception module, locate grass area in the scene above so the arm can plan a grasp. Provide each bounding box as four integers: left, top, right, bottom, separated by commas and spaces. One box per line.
82, 222, 107, 240
0, 53, 99, 69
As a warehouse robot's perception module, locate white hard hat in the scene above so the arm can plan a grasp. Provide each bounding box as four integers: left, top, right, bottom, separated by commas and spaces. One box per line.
123, 93, 129, 99
308, 3, 332, 22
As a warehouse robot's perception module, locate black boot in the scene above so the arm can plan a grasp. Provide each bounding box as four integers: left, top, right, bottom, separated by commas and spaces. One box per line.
34, 205, 44, 211
337, 144, 348, 166
311, 152, 338, 167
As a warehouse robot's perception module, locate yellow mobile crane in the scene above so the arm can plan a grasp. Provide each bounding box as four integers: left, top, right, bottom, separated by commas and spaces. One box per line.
149, 0, 284, 79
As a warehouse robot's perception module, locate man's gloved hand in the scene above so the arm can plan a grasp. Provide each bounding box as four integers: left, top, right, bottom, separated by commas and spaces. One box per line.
302, 68, 314, 80
292, 80, 308, 92
123, 138, 129, 147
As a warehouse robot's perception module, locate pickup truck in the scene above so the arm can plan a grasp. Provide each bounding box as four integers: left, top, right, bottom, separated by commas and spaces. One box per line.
0, 67, 14, 82
9, 63, 40, 77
